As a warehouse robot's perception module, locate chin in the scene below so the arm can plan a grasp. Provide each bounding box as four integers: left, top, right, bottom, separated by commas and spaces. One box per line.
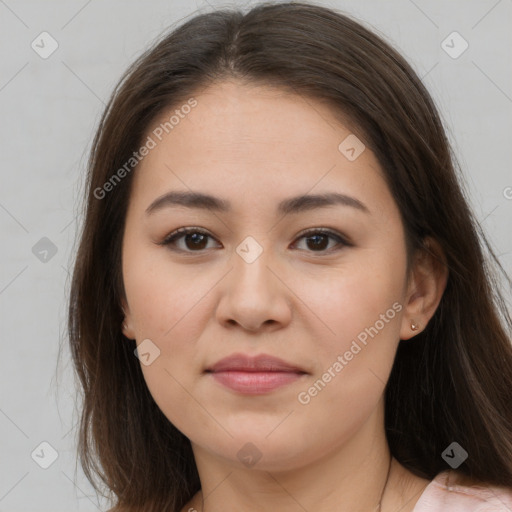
192, 427, 331, 473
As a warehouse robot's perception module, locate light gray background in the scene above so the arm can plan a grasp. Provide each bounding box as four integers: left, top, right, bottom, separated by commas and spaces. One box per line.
1, 0, 511, 510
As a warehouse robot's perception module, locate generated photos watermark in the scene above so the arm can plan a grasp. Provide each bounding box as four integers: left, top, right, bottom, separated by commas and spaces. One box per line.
297, 301, 403, 405
93, 97, 198, 200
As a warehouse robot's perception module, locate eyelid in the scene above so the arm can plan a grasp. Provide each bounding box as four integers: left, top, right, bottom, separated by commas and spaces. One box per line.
158, 226, 219, 248
294, 227, 352, 246
157, 226, 351, 253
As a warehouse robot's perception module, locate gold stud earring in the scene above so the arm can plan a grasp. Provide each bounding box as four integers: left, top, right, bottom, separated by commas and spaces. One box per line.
411, 322, 419, 331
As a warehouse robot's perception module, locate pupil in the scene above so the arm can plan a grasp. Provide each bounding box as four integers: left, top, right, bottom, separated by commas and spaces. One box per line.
186, 233, 206, 249
308, 234, 327, 251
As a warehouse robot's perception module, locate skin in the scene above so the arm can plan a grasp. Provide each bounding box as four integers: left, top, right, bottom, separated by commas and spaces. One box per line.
121, 80, 448, 511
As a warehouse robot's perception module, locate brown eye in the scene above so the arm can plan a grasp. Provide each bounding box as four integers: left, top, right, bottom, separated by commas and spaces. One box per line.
159, 228, 220, 252
293, 229, 349, 253
159, 227, 349, 255
183, 232, 208, 250
305, 233, 329, 251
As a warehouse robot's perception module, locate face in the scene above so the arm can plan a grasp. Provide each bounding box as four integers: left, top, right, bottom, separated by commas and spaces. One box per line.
121, 80, 415, 471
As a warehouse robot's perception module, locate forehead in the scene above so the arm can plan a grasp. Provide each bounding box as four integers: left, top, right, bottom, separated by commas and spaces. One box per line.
149, 80, 360, 162
130, 80, 393, 217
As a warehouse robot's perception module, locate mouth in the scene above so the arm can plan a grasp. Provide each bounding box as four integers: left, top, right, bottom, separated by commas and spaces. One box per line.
205, 353, 308, 395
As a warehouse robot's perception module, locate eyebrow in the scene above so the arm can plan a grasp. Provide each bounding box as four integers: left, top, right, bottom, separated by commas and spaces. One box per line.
145, 190, 370, 216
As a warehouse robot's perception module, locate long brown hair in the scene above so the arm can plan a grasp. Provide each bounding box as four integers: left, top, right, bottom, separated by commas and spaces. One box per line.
67, 2, 512, 510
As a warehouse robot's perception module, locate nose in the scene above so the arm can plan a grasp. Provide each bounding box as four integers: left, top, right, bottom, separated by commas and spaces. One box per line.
215, 245, 292, 333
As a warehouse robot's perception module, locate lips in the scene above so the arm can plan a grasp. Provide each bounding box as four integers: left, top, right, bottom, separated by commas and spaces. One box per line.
206, 353, 307, 373
206, 353, 307, 395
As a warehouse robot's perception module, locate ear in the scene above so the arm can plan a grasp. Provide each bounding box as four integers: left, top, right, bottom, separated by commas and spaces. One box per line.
121, 298, 136, 340
400, 237, 449, 340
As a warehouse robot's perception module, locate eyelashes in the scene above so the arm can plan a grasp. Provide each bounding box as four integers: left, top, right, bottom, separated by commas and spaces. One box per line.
159, 227, 218, 252
157, 226, 352, 255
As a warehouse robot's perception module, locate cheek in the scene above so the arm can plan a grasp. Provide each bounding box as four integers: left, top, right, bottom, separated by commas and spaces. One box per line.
288, 252, 406, 358
123, 246, 213, 339
289, 269, 405, 461
123, 254, 215, 433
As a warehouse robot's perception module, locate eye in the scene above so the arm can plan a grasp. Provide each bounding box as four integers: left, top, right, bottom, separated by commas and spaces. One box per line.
292, 228, 350, 253
158, 227, 221, 252
158, 227, 350, 254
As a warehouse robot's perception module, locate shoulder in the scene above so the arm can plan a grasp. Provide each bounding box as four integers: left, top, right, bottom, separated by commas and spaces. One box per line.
414, 470, 512, 511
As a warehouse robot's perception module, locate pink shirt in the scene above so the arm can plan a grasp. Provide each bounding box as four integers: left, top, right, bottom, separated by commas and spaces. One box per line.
413, 470, 512, 511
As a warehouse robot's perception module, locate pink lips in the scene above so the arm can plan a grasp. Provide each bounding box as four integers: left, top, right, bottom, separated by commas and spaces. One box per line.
206, 353, 307, 395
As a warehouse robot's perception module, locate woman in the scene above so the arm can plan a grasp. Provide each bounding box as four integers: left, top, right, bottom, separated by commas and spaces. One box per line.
68, 2, 512, 511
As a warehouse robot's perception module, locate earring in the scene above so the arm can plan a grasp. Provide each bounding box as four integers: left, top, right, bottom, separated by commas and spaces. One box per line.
411, 322, 419, 331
